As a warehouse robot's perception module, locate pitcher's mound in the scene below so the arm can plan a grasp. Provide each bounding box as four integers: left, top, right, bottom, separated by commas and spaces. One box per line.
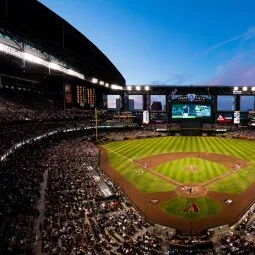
185, 165, 198, 172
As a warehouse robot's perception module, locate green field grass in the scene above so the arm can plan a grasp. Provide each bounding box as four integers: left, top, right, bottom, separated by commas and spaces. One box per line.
104, 137, 255, 160
103, 137, 255, 194
107, 151, 176, 192
160, 197, 222, 219
154, 157, 228, 184
207, 162, 255, 194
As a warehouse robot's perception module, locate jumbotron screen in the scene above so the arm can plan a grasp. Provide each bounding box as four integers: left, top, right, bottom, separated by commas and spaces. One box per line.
172, 104, 211, 118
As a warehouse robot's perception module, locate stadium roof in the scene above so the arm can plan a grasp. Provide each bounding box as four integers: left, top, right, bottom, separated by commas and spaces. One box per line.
0, 0, 125, 87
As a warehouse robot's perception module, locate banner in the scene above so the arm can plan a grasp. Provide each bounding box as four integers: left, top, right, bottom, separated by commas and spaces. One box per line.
143, 110, 149, 124
234, 111, 240, 124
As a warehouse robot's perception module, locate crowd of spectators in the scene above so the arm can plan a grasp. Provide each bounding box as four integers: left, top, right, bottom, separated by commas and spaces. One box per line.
0, 133, 102, 254
216, 231, 255, 254
0, 122, 92, 155
41, 136, 163, 255
0, 131, 164, 254
146, 123, 168, 131
214, 205, 255, 254
0, 90, 93, 123
99, 129, 161, 140
168, 236, 214, 255
225, 128, 255, 139
0, 137, 58, 254
169, 123, 181, 129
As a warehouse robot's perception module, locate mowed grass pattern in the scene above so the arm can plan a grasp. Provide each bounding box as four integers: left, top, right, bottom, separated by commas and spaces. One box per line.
105, 137, 255, 160
104, 137, 255, 194
154, 157, 228, 184
160, 197, 221, 219
208, 162, 255, 194
107, 151, 176, 193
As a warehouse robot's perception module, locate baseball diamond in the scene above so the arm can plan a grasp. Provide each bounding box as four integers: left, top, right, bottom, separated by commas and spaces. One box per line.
100, 136, 255, 234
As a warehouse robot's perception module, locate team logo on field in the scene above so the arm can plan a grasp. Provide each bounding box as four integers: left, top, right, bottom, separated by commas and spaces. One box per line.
182, 203, 200, 213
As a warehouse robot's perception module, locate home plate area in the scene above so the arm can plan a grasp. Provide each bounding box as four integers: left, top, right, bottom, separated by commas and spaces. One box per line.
176, 184, 207, 198
181, 185, 198, 194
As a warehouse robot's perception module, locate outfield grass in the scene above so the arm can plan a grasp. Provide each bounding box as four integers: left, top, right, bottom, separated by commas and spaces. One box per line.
104, 137, 255, 160
160, 197, 222, 219
107, 151, 176, 193
103, 137, 255, 194
154, 157, 228, 184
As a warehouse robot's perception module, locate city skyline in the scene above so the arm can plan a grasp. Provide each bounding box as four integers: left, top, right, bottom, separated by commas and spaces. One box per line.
107, 95, 120, 109
107, 94, 254, 111
150, 95, 166, 111
128, 95, 143, 110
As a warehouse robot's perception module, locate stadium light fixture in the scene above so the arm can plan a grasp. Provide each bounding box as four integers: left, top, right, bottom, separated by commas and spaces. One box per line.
233, 86, 238, 91
68, 69, 76, 76
105, 83, 109, 87
24, 52, 48, 66
99, 81, 104, 85
136, 86, 141, 91
145, 86, 150, 91
127, 86, 132, 90
92, 78, 98, 84
252, 87, 255, 91
111, 84, 123, 90
243, 86, 248, 91
0, 42, 85, 80
49, 62, 64, 71
0, 42, 23, 59
68, 70, 84, 80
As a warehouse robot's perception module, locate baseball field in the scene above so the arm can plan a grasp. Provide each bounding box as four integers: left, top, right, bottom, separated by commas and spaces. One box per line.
100, 136, 255, 234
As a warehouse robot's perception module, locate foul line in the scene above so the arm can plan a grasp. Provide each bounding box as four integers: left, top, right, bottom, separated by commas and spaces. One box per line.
102, 146, 255, 189
201, 161, 255, 187
125, 169, 144, 176
102, 146, 182, 186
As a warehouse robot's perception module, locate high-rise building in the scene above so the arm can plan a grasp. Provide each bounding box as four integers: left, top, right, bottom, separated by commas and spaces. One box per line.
116, 98, 120, 110
151, 101, 162, 111
129, 99, 135, 111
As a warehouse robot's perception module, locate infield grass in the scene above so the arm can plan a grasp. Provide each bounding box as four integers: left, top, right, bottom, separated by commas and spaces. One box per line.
154, 157, 228, 184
